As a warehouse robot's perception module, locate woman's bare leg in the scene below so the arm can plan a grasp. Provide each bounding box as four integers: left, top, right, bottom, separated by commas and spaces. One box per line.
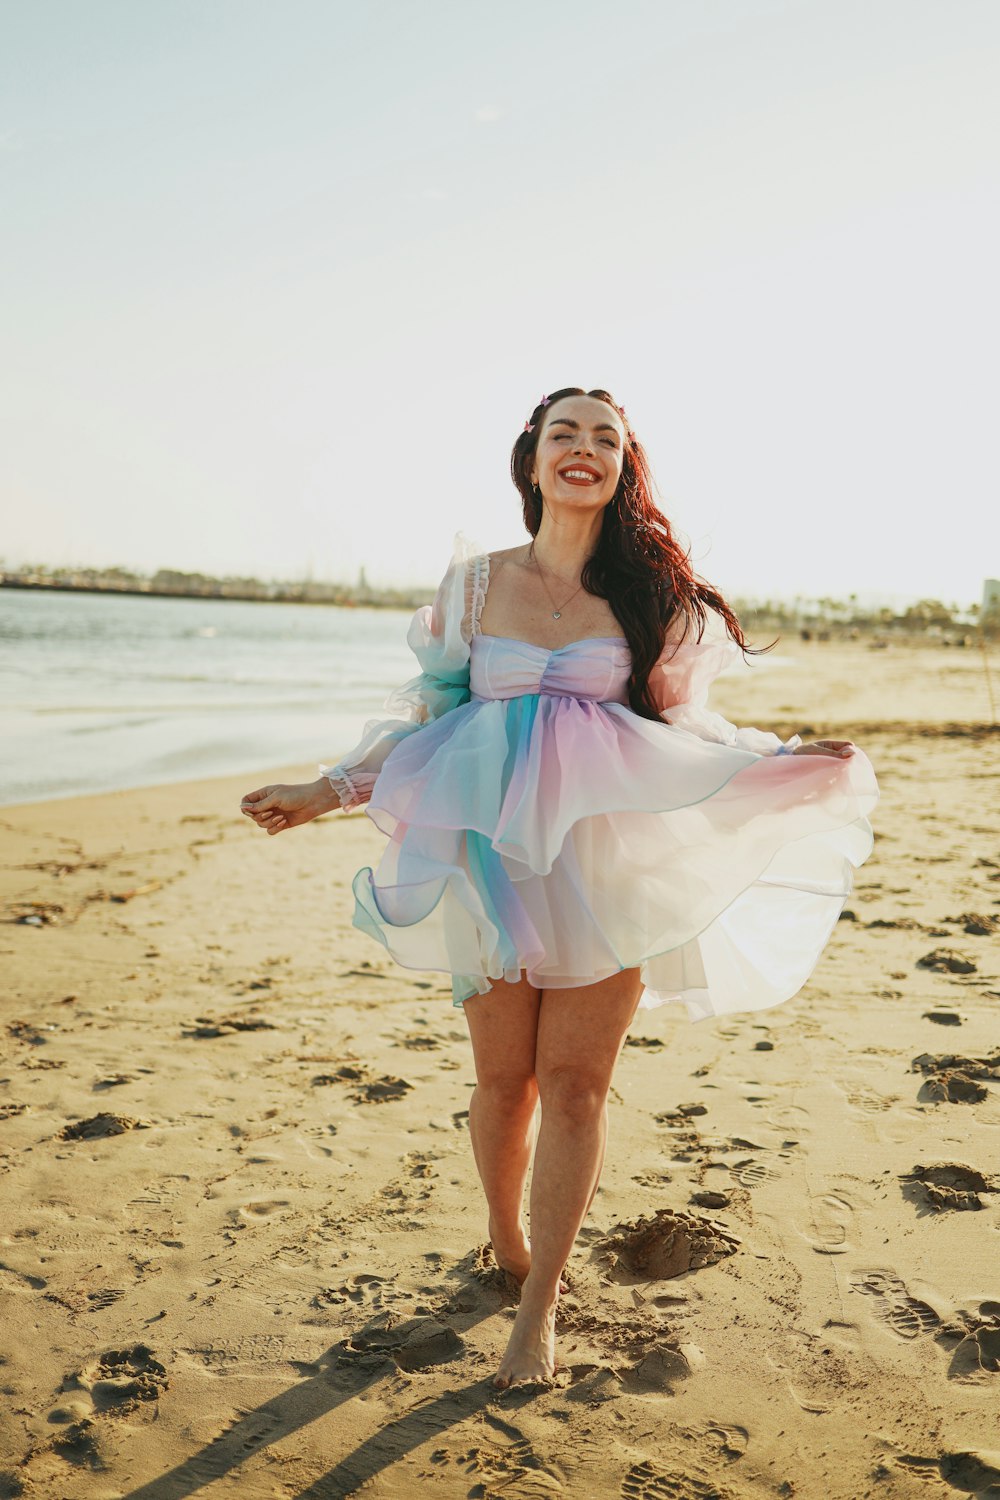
462, 975, 541, 1282
493, 968, 644, 1389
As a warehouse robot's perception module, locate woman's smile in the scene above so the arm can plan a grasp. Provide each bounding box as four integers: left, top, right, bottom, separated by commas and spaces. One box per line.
558, 464, 602, 485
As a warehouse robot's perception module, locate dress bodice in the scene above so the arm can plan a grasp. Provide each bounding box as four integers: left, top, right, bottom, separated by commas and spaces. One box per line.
470, 633, 632, 704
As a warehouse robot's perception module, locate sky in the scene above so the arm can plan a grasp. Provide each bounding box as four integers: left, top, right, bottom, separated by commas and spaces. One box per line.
2, 0, 998, 605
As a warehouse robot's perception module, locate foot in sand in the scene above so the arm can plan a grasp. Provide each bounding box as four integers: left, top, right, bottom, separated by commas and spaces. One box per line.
493, 1275, 559, 1389
489, 1220, 568, 1295
488, 1216, 532, 1284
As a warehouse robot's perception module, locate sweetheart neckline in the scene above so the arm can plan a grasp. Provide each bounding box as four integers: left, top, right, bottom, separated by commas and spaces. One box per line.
475, 631, 629, 654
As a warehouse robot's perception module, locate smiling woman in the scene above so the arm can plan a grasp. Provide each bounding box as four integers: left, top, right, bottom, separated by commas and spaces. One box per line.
240, 385, 878, 1393
508, 389, 762, 713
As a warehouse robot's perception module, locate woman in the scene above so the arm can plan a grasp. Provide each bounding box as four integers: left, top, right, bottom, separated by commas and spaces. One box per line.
241, 387, 878, 1391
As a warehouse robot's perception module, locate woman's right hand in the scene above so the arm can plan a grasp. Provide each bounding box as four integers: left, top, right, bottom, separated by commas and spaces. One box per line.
240, 777, 339, 835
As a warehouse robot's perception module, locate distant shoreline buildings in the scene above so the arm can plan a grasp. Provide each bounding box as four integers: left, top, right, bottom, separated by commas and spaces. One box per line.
0, 563, 434, 610
1, 564, 997, 638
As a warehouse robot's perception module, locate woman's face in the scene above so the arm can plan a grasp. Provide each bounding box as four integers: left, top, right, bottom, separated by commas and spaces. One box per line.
530, 394, 625, 512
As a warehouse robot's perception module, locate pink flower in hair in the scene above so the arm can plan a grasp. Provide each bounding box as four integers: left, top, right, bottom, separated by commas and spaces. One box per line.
540, 394, 550, 406
524, 421, 534, 433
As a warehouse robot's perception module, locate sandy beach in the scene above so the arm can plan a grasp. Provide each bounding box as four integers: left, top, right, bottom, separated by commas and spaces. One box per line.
2, 637, 998, 1500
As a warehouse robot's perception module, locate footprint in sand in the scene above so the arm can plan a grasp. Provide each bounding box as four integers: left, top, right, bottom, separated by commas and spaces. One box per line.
618, 1341, 706, 1395
433, 1416, 555, 1488
898, 1449, 1000, 1495
917, 947, 978, 974
900, 1162, 1000, 1214
947, 911, 1000, 936
394, 1033, 443, 1051
599, 1209, 740, 1282
632, 1169, 674, 1189
314, 1273, 394, 1308
701, 1423, 749, 1461
911, 1051, 999, 1104
337, 1312, 464, 1373
353, 1075, 413, 1104
923, 1072, 990, 1104
0, 1263, 47, 1295
730, 1158, 780, 1189
801, 1191, 855, 1254
845, 1087, 898, 1114
292, 1131, 335, 1160
238, 1199, 291, 1219
621, 1459, 737, 1499
912, 1050, 1000, 1081
58, 1113, 150, 1141
938, 1302, 1000, 1379
849, 1269, 941, 1340
49, 1416, 118, 1470
403, 1149, 439, 1178
764, 1102, 812, 1132
311, 1065, 413, 1104
85, 1288, 126, 1311
57, 1344, 168, 1419
690, 1189, 731, 1209
182, 1014, 277, 1037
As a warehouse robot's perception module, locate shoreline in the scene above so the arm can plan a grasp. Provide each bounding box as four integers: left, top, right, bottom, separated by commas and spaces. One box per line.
1, 577, 432, 609
0, 756, 325, 813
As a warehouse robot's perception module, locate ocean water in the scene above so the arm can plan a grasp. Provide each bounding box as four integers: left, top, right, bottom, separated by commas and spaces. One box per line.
0, 589, 784, 808
0, 589, 418, 806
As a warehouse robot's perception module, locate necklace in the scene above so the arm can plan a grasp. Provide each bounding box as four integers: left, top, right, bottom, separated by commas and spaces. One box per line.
527, 540, 586, 620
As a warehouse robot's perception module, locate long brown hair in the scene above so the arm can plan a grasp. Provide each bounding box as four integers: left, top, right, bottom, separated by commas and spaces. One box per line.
511, 387, 762, 721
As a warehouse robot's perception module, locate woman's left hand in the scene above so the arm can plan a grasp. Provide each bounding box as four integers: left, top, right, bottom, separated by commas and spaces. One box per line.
794, 739, 856, 759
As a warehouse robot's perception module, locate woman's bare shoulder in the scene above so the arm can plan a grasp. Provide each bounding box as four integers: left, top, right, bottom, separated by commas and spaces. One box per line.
485, 544, 527, 570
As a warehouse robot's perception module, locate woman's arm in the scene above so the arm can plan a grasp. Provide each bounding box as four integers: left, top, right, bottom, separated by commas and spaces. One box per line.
241, 776, 340, 835
648, 635, 853, 758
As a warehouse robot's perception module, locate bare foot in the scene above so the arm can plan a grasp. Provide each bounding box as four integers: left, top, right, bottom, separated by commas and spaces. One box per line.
489, 1223, 568, 1295
489, 1219, 531, 1283
493, 1287, 559, 1390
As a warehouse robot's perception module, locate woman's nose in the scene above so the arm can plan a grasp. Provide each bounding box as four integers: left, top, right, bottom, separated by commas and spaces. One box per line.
573, 434, 596, 454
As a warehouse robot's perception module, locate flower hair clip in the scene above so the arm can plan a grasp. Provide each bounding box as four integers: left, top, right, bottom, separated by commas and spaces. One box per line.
527, 396, 551, 432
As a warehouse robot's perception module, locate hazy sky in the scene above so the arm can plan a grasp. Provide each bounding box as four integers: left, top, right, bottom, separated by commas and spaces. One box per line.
2, 0, 998, 604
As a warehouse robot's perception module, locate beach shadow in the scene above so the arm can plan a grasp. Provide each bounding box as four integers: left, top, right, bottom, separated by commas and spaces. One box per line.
120, 1348, 536, 1500
119, 1244, 552, 1499
119, 1346, 363, 1500
295, 1377, 541, 1499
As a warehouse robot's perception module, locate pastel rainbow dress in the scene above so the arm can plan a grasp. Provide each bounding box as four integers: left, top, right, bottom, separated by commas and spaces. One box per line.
322, 537, 878, 1022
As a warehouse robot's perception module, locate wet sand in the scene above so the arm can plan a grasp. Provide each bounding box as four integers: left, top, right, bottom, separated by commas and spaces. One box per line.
1, 638, 998, 1499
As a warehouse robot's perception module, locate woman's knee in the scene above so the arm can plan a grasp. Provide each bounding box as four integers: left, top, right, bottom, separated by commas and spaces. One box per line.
473, 1071, 539, 1105
535, 1063, 610, 1120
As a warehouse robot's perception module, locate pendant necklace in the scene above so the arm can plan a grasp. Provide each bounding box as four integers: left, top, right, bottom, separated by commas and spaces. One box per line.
528, 539, 586, 620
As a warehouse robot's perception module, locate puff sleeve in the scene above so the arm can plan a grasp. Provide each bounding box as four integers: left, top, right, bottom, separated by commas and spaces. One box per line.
648, 626, 802, 758
320, 537, 479, 811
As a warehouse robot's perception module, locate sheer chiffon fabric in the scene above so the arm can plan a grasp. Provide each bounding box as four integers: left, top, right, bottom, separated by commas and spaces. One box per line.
322, 535, 878, 1021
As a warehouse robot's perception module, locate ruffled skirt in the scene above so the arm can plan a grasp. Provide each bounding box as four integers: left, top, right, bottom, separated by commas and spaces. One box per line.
350, 694, 878, 1022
